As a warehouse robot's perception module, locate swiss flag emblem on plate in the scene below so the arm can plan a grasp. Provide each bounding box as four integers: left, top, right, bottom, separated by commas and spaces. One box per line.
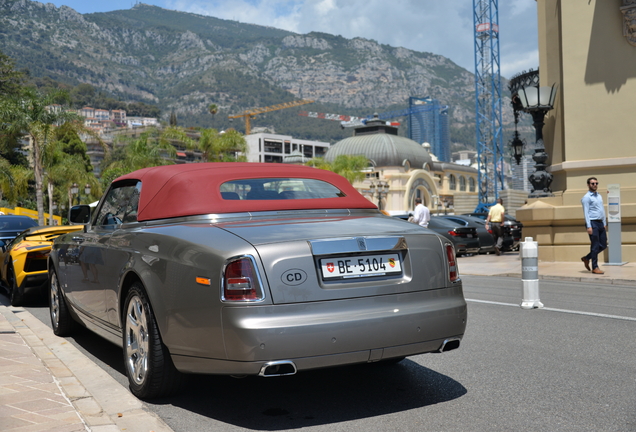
326, 263, 335, 273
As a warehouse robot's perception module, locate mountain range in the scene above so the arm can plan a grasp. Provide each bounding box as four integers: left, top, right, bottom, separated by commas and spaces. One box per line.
0, 0, 516, 147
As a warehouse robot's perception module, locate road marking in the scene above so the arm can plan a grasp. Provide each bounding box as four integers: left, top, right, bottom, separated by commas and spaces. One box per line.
466, 298, 636, 322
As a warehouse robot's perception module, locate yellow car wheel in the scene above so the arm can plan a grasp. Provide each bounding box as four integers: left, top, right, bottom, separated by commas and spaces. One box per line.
8, 265, 24, 307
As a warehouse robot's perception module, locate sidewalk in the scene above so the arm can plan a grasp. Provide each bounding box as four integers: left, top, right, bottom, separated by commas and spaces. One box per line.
0, 301, 173, 432
1, 254, 634, 431
458, 251, 636, 286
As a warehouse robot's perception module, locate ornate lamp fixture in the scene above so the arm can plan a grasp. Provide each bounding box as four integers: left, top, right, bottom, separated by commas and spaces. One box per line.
517, 83, 557, 196
369, 180, 389, 211
509, 93, 526, 165
509, 131, 525, 165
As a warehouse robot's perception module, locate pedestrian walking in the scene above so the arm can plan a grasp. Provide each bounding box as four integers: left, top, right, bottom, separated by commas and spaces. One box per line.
485, 198, 505, 255
411, 197, 430, 228
581, 177, 607, 274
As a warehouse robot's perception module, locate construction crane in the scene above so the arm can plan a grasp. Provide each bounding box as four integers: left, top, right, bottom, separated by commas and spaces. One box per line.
229, 99, 314, 135
473, 0, 504, 212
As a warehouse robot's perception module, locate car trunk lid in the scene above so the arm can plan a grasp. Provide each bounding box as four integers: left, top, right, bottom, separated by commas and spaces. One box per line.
217, 212, 450, 304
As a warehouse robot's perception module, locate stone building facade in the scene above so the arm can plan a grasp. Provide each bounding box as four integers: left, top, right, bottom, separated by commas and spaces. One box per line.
324, 117, 479, 215
516, 1, 636, 262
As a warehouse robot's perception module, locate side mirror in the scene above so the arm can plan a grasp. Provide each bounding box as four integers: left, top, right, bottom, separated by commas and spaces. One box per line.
69, 205, 91, 224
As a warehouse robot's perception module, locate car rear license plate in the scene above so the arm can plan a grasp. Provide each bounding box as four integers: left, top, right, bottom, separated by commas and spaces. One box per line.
320, 254, 402, 279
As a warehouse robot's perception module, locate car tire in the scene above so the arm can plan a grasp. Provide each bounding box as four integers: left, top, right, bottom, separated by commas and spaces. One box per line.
8, 265, 24, 307
49, 267, 76, 336
123, 283, 184, 399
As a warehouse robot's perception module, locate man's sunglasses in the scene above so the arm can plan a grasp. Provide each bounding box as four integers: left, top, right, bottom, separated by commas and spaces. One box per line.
589, 182, 598, 185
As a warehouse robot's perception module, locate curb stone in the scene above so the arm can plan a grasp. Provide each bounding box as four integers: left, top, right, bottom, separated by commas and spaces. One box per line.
0, 304, 174, 432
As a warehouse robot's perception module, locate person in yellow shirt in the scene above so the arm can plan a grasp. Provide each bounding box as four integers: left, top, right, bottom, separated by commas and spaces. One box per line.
485, 198, 505, 255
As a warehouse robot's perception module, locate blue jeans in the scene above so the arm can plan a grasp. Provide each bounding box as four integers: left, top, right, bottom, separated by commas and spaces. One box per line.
584, 220, 607, 270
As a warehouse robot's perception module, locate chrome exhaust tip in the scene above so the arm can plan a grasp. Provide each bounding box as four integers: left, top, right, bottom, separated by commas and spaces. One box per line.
436, 337, 461, 353
259, 361, 297, 377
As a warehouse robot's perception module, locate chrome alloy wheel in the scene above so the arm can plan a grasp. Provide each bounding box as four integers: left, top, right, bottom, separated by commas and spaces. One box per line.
125, 295, 150, 386
49, 271, 60, 328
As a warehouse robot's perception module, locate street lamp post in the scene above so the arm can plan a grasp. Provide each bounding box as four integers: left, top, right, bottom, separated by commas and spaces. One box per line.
84, 184, 91, 203
369, 180, 389, 211
70, 183, 91, 205
517, 83, 558, 197
70, 183, 79, 205
509, 93, 526, 166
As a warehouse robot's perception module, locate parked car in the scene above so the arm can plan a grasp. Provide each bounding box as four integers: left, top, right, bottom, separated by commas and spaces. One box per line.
463, 213, 523, 250
391, 214, 480, 256
440, 215, 515, 254
0, 215, 38, 244
427, 216, 481, 256
0, 225, 83, 306
49, 163, 467, 399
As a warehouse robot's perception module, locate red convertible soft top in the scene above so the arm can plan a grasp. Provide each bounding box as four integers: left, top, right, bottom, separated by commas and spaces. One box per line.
115, 163, 377, 221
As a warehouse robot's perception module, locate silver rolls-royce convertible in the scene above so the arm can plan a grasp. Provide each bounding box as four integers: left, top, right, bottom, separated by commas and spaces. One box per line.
49, 163, 467, 399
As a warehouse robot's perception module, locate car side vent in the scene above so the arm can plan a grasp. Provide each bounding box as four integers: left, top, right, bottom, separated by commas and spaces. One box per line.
222, 256, 265, 302
445, 244, 459, 282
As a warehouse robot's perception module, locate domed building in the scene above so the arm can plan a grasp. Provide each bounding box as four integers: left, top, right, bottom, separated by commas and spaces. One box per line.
325, 116, 479, 214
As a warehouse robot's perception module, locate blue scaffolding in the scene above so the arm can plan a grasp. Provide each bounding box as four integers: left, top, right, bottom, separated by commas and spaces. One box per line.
473, 0, 504, 212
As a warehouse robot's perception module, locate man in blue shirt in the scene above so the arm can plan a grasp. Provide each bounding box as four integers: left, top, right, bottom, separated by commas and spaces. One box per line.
581, 177, 607, 274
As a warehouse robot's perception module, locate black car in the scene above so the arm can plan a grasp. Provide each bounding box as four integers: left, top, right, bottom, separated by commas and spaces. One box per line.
463, 213, 523, 250
427, 216, 481, 256
0, 215, 38, 245
393, 214, 480, 256
441, 215, 514, 253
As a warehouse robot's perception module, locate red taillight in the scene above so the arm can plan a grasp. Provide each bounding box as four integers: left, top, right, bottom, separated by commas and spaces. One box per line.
448, 230, 459, 237
487, 229, 493, 234
445, 244, 459, 282
223, 257, 263, 301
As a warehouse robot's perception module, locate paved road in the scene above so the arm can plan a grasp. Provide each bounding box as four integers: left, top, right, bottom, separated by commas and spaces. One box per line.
25, 275, 636, 431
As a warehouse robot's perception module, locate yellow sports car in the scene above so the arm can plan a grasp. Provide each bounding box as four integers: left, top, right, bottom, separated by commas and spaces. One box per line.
1, 225, 83, 306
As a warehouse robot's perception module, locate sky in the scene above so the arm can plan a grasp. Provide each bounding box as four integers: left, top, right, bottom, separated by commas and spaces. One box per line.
45, 0, 539, 79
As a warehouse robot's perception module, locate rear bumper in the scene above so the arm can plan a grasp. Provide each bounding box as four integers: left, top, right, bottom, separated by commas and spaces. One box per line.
171, 285, 467, 375
455, 244, 480, 255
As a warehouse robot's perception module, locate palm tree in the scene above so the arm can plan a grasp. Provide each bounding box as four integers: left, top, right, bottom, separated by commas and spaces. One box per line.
0, 157, 31, 205
306, 155, 368, 184
101, 128, 178, 185
0, 87, 81, 224
197, 128, 247, 162
43, 137, 101, 225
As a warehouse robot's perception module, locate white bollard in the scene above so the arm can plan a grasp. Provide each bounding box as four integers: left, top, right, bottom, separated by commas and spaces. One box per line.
520, 237, 544, 309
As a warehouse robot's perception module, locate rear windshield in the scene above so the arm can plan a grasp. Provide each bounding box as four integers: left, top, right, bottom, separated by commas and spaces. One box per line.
220, 178, 346, 200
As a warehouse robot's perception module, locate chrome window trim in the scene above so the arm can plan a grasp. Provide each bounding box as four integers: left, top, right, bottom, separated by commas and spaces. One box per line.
135, 208, 369, 227
309, 236, 408, 256
220, 254, 267, 303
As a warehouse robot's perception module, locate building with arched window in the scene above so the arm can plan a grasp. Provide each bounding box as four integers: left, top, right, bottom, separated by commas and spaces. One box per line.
324, 117, 478, 214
